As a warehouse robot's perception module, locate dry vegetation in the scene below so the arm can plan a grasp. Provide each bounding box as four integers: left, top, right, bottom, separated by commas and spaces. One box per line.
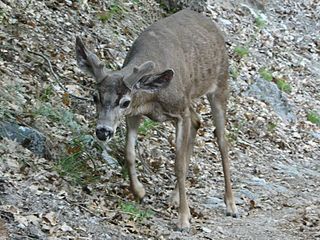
0, 0, 319, 239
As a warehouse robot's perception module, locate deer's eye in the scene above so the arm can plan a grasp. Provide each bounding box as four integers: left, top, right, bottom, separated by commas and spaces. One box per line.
93, 94, 99, 103
120, 99, 130, 109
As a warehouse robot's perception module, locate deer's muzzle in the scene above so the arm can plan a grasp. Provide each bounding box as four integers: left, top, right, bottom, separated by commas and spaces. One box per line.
96, 126, 114, 141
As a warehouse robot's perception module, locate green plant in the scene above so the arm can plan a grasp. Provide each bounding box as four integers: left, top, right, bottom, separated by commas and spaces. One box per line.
34, 104, 81, 133
69, 135, 96, 152
120, 166, 129, 180
35, 104, 61, 122
234, 46, 249, 58
276, 79, 292, 93
259, 67, 273, 81
267, 122, 277, 132
230, 67, 239, 79
227, 120, 245, 144
255, 16, 267, 29
307, 111, 320, 126
98, 4, 124, 23
55, 134, 101, 185
39, 85, 54, 102
0, 9, 7, 24
138, 119, 158, 135
119, 201, 153, 221
55, 151, 99, 185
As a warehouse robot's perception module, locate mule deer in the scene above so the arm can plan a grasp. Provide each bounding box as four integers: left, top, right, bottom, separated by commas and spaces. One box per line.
76, 9, 238, 230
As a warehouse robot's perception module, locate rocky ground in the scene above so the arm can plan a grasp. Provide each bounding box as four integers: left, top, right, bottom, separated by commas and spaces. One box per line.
0, 0, 319, 239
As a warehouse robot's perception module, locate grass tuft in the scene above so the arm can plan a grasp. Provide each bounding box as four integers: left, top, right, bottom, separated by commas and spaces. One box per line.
276, 79, 292, 93
307, 111, 320, 126
259, 68, 273, 81
230, 67, 239, 80
138, 119, 158, 135
98, 4, 124, 23
234, 46, 249, 58
55, 134, 101, 186
120, 201, 153, 221
255, 16, 267, 29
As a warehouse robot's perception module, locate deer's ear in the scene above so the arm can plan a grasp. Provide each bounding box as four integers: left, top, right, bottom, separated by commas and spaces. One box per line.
75, 36, 106, 81
134, 69, 174, 92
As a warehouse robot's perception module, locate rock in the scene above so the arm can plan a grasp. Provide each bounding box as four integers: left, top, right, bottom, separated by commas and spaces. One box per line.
218, 18, 232, 27
245, 77, 296, 123
204, 196, 224, 209
156, 0, 206, 12
0, 122, 51, 159
240, 189, 257, 201
311, 131, 320, 140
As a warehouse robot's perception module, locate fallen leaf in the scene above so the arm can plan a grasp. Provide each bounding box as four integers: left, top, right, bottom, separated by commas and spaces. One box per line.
42, 212, 57, 226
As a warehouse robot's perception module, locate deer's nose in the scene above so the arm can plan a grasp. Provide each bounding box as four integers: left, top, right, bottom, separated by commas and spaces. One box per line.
96, 127, 114, 141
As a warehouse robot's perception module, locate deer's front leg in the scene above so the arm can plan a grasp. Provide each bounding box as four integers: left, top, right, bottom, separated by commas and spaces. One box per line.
126, 116, 145, 201
175, 112, 192, 230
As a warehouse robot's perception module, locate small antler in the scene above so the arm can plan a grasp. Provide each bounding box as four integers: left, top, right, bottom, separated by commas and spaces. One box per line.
76, 36, 107, 83
123, 61, 155, 89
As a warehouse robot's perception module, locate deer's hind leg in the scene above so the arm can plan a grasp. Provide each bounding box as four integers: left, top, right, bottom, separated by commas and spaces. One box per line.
174, 108, 193, 230
206, 91, 238, 218
170, 107, 200, 206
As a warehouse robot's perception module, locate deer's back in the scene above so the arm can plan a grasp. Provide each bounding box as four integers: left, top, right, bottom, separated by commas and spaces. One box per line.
124, 9, 228, 115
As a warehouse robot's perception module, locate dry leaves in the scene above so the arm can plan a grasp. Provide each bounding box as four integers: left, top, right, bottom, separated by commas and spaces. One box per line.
0, 0, 319, 239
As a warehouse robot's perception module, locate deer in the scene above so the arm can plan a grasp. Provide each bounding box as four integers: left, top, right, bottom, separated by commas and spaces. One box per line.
75, 9, 238, 230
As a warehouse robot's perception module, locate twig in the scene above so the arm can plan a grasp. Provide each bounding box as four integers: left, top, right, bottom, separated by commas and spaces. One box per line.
0, 45, 92, 102
61, 75, 95, 92
27, 50, 92, 102
66, 199, 142, 220
64, 199, 101, 217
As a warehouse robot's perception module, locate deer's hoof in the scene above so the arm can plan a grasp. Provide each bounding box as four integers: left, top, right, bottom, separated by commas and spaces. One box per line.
226, 205, 239, 218
226, 211, 240, 218
225, 197, 239, 218
131, 182, 146, 202
175, 211, 191, 231
175, 221, 190, 232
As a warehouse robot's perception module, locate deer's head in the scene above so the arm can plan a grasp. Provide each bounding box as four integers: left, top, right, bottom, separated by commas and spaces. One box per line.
75, 37, 174, 141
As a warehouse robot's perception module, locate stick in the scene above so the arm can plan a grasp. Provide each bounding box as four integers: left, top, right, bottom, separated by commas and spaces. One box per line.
27, 50, 92, 102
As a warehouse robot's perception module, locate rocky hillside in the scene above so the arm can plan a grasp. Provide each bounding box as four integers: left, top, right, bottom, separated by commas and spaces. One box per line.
0, 0, 319, 239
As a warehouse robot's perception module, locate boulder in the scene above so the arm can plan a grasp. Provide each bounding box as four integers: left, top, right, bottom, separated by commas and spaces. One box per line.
0, 122, 51, 159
